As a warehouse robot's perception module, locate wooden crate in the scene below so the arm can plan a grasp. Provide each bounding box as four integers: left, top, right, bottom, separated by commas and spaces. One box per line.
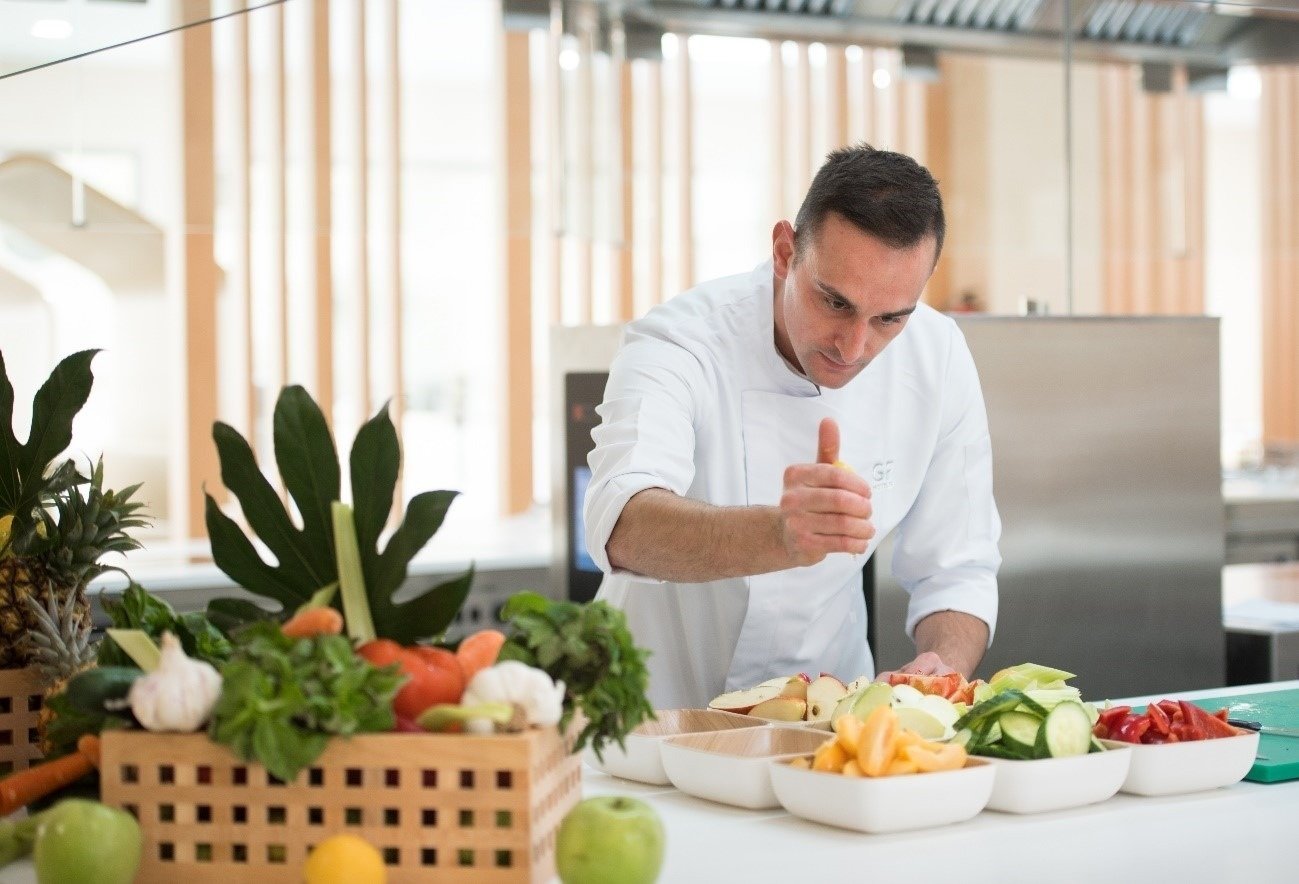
100, 728, 581, 884
0, 667, 44, 775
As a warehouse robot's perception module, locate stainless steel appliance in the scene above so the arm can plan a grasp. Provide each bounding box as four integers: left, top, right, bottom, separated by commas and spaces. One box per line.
556, 316, 1225, 699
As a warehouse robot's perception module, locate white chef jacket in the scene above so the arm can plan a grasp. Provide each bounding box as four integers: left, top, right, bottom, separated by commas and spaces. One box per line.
583, 260, 1001, 710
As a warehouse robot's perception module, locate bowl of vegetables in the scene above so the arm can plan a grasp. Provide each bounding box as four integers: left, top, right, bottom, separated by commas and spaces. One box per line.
1095, 700, 1259, 796
951, 665, 1131, 814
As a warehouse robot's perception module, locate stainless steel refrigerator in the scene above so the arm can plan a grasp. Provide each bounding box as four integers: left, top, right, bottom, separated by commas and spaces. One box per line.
556, 316, 1225, 700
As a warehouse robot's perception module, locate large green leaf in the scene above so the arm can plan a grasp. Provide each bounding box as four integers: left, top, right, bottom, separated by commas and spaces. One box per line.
273, 387, 340, 564
205, 492, 316, 610
214, 422, 334, 590
349, 404, 399, 569
376, 566, 475, 645
0, 350, 98, 542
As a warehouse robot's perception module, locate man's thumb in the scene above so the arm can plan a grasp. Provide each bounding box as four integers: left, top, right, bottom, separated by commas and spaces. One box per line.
816, 418, 840, 465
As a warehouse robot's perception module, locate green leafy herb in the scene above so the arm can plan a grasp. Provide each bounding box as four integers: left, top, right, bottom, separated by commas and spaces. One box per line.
498, 592, 654, 760
40, 691, 133, 760
208, 621, 404, 782
97, 583, 233, 668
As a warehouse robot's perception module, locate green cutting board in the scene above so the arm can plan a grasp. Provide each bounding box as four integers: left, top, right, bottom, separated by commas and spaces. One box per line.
1137, 689, 1299, 784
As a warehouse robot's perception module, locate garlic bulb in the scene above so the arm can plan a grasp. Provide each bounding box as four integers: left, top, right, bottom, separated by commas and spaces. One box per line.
128, 632, 223, 732
461, 661, 565, 728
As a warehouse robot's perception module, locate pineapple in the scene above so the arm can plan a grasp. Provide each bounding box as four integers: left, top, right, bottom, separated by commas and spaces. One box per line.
0, 350, 148, 668
22, 589, 97, 752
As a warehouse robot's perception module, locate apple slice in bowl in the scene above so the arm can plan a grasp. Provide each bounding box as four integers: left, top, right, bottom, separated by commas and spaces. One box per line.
584, 709, 766, 785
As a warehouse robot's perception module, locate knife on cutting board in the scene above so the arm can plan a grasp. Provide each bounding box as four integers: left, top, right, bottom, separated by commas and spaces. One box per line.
1229, 718, 1299, 738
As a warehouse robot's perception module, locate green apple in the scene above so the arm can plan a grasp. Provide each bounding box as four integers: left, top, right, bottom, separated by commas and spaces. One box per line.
850, 682, 893, 720
33, 799, 141, 884
557, 796, 665, 884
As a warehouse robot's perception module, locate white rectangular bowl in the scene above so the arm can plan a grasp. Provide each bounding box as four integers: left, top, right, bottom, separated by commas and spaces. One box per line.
770, 756, 995, 834
584, 708, 765, 785
983, 746, 1131, 814
1103, 730, 1260, 796
659, 727, 831, 809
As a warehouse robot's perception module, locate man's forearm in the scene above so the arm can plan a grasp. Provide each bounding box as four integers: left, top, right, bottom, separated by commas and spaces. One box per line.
606, 488, 794, 582
913, 610, 989, 679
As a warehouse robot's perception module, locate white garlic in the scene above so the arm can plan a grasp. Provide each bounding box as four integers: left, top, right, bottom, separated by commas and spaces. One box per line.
128, 632, 223, 732
461, 661, 565, 728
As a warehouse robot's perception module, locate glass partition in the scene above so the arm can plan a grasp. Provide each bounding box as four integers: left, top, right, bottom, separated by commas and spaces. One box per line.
0, 0, 287, 82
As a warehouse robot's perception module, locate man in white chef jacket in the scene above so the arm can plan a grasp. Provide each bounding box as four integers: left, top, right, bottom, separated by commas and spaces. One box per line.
583, 144, 1001, 710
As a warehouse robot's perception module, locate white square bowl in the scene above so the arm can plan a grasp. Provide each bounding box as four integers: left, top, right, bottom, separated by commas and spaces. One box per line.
982, 746, 1131, 814
584, 709, 766, 785
659, 726, 831, 809
1102, 730, 1261, 796
770, 756, 995, 834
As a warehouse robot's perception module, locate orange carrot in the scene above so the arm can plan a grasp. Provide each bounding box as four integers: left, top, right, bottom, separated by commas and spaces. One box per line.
457, 629, 507, 684
282, 606, 345, 639
0, 734, 101, 817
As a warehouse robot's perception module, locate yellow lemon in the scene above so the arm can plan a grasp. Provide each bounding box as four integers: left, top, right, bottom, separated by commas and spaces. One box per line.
303, 834, 387, 884
832, 460, 854, 472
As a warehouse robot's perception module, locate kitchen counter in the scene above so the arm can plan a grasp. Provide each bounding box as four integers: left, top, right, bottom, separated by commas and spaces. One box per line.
1, 681, 1295, 884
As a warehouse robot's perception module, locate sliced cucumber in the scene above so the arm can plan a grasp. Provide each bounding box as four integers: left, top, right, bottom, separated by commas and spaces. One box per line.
998, 710, 1043, 751
1016, 694, 1052, 718
951, 728, 974, 748
1042, 701, 1093, 758
953, 690, 1026, 732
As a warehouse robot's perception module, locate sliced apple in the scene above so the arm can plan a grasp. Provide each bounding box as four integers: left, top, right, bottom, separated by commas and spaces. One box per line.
894, 706, 950, 740
889, 684, 926, 708
831, 689, 862, 725
749, 696, 808, 721
805, 675, 849, 721
754, 676, 793, 690
708, 683, 785, 714
844, 676, 874, 694
779, 677, 809, 700
850, 682, 894, 721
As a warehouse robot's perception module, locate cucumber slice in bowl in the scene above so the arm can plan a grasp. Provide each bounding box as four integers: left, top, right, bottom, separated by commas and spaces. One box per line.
1042, 701, 1094, 758
998, 711, 1042, 753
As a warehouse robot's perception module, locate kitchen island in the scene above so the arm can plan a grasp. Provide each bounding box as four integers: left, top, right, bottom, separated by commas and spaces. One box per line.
1, 681, 1295, 884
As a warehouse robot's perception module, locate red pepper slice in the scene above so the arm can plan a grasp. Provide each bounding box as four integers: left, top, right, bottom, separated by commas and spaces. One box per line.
1145, 700, 1171, 736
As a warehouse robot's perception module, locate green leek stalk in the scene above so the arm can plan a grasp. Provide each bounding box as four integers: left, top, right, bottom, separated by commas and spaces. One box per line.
332, 502, 376, 643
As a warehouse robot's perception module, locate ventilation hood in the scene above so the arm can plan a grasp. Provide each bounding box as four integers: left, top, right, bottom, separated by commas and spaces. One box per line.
596, 0, 1299, 67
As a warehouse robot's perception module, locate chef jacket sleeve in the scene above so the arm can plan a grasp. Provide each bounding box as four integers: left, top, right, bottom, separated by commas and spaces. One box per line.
891, 322, 1002, 643
583, 332, 704, 577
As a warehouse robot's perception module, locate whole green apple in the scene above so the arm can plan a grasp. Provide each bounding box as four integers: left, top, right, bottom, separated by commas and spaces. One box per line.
33, 799, 141, 884
556, 796, 665, 884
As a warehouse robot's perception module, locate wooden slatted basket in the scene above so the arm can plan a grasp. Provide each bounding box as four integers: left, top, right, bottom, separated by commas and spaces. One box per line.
0, 667, 44, 775
99, 727, 582, 884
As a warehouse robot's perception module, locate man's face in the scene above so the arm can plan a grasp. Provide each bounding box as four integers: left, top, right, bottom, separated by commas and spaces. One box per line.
772, 212, 936, 389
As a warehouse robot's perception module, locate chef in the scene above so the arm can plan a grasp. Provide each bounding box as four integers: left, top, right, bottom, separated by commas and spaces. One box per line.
583, 144, 1001, 709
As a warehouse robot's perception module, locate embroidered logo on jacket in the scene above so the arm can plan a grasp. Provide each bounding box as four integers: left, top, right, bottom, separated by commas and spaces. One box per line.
871, 460, 895, 489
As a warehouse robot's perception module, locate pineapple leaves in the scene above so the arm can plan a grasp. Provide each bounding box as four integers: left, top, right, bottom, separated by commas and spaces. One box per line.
0, 349, 98, 545
208, 386, 471, 643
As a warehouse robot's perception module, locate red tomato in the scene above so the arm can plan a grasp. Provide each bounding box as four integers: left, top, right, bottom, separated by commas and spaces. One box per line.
887, 672, 965, 700
357, 640, 467, 721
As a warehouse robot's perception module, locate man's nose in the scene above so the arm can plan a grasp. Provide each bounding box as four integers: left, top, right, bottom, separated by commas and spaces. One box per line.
836, 320, 874, 363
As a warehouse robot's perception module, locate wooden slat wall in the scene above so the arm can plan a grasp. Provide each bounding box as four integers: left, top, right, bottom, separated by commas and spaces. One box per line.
615, 57, 635, 322
355, 0, 373, 421
237, 6, 254, 439
311, 0, 334, 423
502, 29, 534, 515
1099, 65, 1205, 315
273, 2, 288, 390
385, 0, 405, 449
181, 0, 220, 539
1261, 69, 1299, 444
675, 37, 694, 291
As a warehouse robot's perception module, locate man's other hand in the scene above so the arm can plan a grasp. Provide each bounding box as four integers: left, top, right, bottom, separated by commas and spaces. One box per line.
875, 651, 958, 682
778, 417, 875, 567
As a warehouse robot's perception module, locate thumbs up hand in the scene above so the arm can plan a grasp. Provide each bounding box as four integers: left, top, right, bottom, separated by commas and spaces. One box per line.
777, 418, 875, 568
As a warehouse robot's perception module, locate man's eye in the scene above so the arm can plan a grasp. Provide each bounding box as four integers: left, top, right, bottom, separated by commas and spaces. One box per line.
826, 297, 849, 312
879, 315, 904, 326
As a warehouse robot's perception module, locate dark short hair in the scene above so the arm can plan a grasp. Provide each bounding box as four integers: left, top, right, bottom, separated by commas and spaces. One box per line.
793, 144, 945, 263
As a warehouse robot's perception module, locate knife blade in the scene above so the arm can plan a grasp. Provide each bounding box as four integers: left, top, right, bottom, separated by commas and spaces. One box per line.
1228, 718, 1299, 738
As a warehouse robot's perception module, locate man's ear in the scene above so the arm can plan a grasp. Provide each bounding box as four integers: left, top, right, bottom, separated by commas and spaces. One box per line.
772, 220, 796, 279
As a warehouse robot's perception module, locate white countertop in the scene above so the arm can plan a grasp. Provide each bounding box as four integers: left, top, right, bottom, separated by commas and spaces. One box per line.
1, 681, 1295, 884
